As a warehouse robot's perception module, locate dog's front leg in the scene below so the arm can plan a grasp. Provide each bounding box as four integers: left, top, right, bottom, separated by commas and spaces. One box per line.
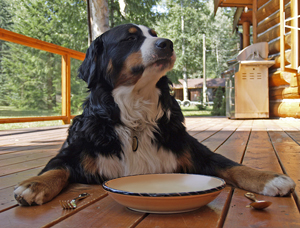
186, 136, 295, 196
14, 169, 69, 206
216, 165, 295, 196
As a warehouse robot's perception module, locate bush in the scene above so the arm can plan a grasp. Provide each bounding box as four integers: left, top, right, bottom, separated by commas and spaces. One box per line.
196, 92, 205, 110
212, 86, 226, 116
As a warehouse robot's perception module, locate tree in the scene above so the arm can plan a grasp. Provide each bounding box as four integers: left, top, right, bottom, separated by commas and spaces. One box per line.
87, 0, 110, 43
154, 0, 239, 84
1, 0, 88, 113
108, 0, 159, 28
0, 0, 13, 106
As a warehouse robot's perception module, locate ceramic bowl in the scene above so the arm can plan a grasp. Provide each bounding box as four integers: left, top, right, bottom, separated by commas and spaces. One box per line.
103, 173, 226, 213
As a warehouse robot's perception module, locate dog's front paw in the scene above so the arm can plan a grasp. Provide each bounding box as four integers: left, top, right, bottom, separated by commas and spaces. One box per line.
260, 174, 296, 196
14, 179, 50, 206
14, 169, 69, 206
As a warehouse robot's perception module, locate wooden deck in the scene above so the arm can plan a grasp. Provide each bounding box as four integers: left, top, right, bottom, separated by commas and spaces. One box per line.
0, 117, 299, 227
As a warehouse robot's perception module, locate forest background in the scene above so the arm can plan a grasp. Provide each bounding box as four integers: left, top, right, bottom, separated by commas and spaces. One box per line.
0, 0, 239, 117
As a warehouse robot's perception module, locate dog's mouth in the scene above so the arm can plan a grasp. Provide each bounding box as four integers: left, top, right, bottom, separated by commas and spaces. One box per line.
147, 53, 176, 70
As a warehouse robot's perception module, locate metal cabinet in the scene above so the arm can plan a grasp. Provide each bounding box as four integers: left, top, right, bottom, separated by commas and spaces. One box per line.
225, 43, 275, 119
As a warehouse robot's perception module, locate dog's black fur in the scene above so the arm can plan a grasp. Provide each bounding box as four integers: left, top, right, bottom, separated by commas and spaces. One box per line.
14, 24, 295, 206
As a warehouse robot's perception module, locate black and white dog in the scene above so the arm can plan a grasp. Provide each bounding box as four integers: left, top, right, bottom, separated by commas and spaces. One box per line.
14, 24, 295, 206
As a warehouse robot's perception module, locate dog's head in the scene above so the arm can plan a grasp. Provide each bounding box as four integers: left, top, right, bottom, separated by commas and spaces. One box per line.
78, 24, 176, 90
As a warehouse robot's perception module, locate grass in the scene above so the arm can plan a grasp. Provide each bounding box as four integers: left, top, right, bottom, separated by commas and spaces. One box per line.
181, 105, 212, 117
0, 105, 64, 130
0, 105, 212, 130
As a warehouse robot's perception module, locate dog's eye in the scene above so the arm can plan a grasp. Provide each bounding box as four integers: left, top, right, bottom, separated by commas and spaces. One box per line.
123, 36, 137, 42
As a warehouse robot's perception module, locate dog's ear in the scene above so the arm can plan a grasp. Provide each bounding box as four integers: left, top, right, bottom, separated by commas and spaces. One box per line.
78, 36, 104, 88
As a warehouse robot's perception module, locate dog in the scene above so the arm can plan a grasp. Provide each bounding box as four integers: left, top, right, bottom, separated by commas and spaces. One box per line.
14, 24, 295, 206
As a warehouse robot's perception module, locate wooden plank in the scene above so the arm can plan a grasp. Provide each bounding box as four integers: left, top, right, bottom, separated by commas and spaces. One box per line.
269, 34, 291, 55
192, 119, 233, 143
52, 195, 147, 228
0, 151, 56, 167
270, 100, 300, 118
269, 70, 290, 87
257, 24, 290, 43
0, 168, 42, 190
257, 3, 291, 35
223, 130, 300, 227
201, 120, 243, 152
134, 187, 232, 228
0, 116, 69, 124
0, 147, 58, 161
0, 156, 54, 177
269, 85, 300, 100
0, 187, 17, 213
257, 0, 271, 9
0, 28, 85, 61
268, 130, 300, 207
256, 0, 289, 23
0, 184, 107, 228
224, 188, 300, 228
215, 128, 251, 163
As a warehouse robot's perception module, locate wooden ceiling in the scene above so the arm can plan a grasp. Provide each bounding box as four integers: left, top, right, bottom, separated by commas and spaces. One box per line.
214, 0, 253, 14
214, 0, 254, 30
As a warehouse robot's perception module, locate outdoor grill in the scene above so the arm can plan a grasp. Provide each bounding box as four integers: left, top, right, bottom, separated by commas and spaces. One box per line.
225, 42, 275, 119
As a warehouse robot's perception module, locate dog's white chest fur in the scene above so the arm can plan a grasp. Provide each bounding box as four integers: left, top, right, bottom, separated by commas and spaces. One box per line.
96, 85, 177, 179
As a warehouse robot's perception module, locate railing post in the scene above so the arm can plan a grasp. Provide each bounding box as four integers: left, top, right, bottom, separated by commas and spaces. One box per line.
61, 54, 71, 124
291, 0, 299, 70
280, 0, 285, 71
252, 0, 257, 44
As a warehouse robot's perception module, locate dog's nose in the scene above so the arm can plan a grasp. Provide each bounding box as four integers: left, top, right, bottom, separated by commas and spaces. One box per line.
155, 39, 173, 52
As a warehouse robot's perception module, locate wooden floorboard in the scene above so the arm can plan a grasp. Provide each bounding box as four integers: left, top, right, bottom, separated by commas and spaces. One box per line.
0, 117, 299, 227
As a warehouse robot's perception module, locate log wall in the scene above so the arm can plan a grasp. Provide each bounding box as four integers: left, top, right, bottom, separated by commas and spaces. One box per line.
254, 0, 300, 118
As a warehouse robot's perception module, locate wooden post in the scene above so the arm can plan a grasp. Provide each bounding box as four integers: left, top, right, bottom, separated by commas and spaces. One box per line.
252, 0, 257, 43
290, 0, 299, 69
243, 21, 250, 48
280, 0, 285, 71
203, 34, 207, 105
61, 55, 71, 124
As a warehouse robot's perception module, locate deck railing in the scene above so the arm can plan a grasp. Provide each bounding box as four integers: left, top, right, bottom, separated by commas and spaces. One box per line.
0, 28, 86, 124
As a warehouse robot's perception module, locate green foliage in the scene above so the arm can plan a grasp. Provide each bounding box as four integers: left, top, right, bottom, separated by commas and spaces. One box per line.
195, 92, 205, 110
212, 86, 225, 116
108, 0, 159, 28
1, 0, 88, 113
154, 0, 239, 83
181, 105, 212, 117
0, 0, 238, 118
0, 0, 14, 105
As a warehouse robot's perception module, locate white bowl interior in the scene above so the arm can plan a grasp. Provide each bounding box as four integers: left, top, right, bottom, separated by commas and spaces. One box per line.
105, 174, 224, 194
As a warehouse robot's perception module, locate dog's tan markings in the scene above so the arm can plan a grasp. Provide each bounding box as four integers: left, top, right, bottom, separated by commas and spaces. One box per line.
218, 166, 280, 193
115, 51, 144, 87
107, 59, 113, 74
149, 29, 157, 37
82, 154, 98, 174
128, 27, 138, 34
14, 169, 70, 205
126, 51, 143, 67
176, 151, 193, 173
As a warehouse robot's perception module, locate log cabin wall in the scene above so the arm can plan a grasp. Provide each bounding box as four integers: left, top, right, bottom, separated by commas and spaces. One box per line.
253, 0, 300, 118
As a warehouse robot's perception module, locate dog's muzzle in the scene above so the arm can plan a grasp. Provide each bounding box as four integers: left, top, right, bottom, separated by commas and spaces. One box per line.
155, 39, 174, 58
